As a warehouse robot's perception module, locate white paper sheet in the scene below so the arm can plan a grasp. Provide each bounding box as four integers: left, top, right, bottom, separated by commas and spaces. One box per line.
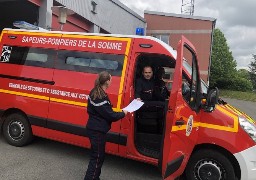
122, 99, 144, 113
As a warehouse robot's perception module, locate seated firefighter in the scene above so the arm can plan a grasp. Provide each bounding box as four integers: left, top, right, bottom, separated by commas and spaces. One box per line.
154, 67, 170, 101
135, 66, 166, 134
135, 65, 155, 101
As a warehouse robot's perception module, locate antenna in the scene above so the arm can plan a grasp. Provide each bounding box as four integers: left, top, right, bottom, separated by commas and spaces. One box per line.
181, 0, 195, 16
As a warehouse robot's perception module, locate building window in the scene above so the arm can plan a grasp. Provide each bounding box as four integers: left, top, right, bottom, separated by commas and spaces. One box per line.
152, 34, 169, 45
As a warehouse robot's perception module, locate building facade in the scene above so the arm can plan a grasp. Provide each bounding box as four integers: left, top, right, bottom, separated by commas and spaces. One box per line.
145, 11, 216, 82
0, 0, 146, 34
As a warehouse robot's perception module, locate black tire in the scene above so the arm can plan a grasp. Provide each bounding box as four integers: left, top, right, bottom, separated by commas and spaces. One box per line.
3, 113, 33, 147
185, 149, 237, 180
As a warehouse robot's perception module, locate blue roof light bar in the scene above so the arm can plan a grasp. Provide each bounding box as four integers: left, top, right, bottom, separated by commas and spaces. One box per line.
13, 21, 39, 30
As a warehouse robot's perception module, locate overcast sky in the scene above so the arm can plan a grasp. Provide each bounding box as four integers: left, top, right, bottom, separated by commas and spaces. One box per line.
119, 0, 256, 69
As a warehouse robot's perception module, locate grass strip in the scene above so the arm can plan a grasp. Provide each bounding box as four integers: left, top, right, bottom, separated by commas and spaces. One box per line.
220, 89, 256, 102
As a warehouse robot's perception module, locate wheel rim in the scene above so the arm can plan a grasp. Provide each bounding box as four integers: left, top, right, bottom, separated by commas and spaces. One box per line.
194, 159, 225, 180
8, 120, 25, 141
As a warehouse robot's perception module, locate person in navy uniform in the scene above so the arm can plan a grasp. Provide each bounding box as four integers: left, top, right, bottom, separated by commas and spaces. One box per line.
84, 71, 128, 180
135, 65, 155, 101
154, 67, 170, 101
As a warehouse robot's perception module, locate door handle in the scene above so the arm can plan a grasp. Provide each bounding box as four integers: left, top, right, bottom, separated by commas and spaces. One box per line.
175, 118, 185, 126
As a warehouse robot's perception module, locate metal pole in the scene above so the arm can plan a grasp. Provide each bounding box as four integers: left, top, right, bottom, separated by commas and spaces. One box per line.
60, 24, 63, 31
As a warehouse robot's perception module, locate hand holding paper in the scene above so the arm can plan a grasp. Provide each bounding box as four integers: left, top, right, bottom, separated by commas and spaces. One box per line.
122, 99, 144, 113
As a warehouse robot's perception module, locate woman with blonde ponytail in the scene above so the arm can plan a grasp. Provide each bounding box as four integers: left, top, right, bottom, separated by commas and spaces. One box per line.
84, 71, 128, 180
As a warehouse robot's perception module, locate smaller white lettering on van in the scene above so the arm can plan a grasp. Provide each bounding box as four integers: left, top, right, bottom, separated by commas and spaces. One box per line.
79, 94, 89, 100
8, 82, 89, 102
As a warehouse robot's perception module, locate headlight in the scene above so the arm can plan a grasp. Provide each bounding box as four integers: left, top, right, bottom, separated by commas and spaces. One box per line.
239, 116, 256, 142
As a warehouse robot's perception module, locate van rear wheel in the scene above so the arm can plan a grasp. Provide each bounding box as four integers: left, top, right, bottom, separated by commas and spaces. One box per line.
3, 113, 33, 147
185, 149, 236, 180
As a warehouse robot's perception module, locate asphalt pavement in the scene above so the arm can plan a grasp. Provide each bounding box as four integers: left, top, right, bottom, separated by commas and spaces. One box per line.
0, 136, 161, 180
222, 97, 256, 120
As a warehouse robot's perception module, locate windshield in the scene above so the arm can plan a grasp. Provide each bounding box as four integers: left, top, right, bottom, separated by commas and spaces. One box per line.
183, 60, 208, 94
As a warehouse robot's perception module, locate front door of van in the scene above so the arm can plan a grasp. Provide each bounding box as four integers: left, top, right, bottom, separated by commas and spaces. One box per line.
160, 36, 201, 179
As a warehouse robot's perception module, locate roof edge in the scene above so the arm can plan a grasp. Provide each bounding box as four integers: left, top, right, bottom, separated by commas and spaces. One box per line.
144, 10, 216, 22
111, 0, 146, 22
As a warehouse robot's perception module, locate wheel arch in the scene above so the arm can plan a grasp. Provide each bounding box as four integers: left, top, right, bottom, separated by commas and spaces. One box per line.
188, 143, 241, 180
0, 108, 29, 133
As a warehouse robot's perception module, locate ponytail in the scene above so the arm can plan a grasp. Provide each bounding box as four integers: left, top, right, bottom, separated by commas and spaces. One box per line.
91, 71, 111, 100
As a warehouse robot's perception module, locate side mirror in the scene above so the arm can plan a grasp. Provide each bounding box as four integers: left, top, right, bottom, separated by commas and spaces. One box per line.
205, 87, 219, 112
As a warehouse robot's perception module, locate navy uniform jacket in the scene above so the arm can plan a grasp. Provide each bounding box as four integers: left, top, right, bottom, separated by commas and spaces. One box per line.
135, 77, 155, 101
154, 79, 170, 101
86, 88, 125, 133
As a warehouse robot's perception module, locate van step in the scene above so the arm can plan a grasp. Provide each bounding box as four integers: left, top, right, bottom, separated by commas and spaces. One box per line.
137, 146, 160, 159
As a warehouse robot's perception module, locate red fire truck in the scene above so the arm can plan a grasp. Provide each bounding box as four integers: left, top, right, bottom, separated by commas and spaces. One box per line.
0, 28, 255, 179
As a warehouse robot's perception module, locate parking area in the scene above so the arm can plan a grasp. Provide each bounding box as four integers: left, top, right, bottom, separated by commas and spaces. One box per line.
0, 136, 161, 180
222, 97, 256, 120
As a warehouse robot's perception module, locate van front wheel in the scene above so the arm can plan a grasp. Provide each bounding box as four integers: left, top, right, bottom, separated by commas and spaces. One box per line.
3, 113, 33, 147
185, 149, 236, 180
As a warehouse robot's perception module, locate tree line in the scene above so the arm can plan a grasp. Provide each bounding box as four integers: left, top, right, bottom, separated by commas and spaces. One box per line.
209, 29, 256, 91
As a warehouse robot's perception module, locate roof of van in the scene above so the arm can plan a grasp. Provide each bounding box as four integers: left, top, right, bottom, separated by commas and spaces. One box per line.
2, 28, 177, 58
3, 28, 148, 38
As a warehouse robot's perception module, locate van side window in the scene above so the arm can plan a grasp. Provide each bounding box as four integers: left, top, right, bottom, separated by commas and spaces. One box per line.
56, 50, 124, 76
66, 57, 118, 70
182, 47, 200, 111
0, 45, 54, 68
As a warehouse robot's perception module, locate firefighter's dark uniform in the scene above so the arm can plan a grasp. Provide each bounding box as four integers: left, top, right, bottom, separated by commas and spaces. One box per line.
154, 79, 170, 101
84, 88, 125, 180
135, 77, 155, 101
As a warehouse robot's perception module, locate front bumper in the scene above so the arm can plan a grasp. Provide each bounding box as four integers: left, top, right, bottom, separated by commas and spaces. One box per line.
234, 145, 256, 180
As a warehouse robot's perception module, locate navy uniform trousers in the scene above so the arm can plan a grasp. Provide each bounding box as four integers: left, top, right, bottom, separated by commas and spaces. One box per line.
84, 129, 107, 180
